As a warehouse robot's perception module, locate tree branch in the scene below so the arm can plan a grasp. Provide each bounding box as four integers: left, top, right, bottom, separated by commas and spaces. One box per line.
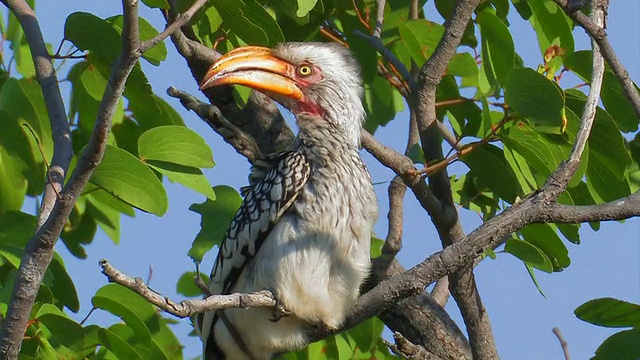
139, 0, 207, 53
552, 0, 640, 120
167, 87, 264, 163
387, 331, 443, 360
541, 0, 607, 199
409, 1, 500, 358
0, 0, 72, 228
0, 0, 164, 357
552, 327, 571, 360
99, 260, 276, 317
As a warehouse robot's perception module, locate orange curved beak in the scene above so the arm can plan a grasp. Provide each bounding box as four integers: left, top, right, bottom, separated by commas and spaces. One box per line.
199, 46, 304, 101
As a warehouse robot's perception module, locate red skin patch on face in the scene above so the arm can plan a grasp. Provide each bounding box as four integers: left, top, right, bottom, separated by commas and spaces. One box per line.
292, 63, 326, 118
294, 100, 325, 118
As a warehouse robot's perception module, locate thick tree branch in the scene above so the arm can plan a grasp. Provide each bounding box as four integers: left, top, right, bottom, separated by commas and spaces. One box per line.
552, 0, 640, 120
167, 87, 264, 162
430, 277, 450, 307
99, 260, 276, 317
0, 0, 183, 357
410, 0, 499, 358
0, 0, 72, 228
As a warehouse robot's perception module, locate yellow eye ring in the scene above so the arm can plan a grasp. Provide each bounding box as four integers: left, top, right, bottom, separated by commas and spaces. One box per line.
297, 65, 313, 77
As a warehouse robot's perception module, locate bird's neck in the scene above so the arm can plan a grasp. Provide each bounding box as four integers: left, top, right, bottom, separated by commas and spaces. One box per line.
294, 115, 359, 161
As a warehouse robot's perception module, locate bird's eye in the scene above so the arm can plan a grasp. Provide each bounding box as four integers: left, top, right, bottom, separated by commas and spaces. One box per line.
297, 65, 313, 77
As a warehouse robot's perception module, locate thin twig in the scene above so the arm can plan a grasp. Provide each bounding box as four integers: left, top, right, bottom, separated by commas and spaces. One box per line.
543, 0, 607, 196
552, 0, 640, 120
100, 260, 276, 318
139, 0, 208, 53
552, 327, 571, 360
372, 0, 386, 39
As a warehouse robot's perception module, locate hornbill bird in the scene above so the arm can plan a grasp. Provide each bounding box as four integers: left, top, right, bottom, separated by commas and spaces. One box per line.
197, 42, 379, 360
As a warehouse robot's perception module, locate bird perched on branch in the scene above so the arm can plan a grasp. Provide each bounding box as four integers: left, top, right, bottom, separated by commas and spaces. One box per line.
196, 42, 378, 360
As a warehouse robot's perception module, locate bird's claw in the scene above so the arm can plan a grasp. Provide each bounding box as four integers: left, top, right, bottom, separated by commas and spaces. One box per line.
270, 297, 291, 322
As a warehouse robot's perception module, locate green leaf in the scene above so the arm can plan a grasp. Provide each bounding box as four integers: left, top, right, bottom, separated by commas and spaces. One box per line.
92, 284, 157, 342
520, 223, 570, 271
14, 41, 35, 78
563, 50, 592, 82
138, 125, 214, 168
505, 68, 565, 133
477, 9, 514, 85
557, 223, 580, 244
503, 145, 536, 193
349, 317, 383, 353
108, 16, 168, 66
505, 238, 553, 273
176, 271, 208, 297
363, 75, 404, 132
98, 326, 144, 360
0, 78, 53, 165
64, 12, 121, 61
398, 19, 444, 66
129, 93, 185, 129
0, 211, 36, 246
85, 195, 122, 244
90, 145, 168, 216
447, 52, 479, 78
188, 185, 242, 262
214, 0, 285, 46
576, 298, 640, 328
35, 305, 87, 351
47, 253, 80, 312
593, 329, 640, 360
296, 0, 318, 17
524, 263, 546, 297
528, 0, 574, 58
586, 149, 631, 203
502, 123, 569, 181
0, 141, 28, 212
141, 0, 169, 9
147, 161, 216, 200
460, 143, 521, 202
406, 143, 425, 164
80, 61, 108, 100
601, 70, 640, 133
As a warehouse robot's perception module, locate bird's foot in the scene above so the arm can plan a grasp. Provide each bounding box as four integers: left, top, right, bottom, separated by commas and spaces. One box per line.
270, 296, 291, 322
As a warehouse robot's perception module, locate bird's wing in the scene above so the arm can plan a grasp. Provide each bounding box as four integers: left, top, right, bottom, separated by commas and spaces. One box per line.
209, 150, 310, 295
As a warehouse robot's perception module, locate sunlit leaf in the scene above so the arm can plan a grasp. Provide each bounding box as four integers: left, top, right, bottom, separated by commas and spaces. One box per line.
575, 298, 640, 328
505, 238, 553, 273
188, 185, 242, 262
90, 145, 168, 216
477, 9, 514, 85
505, 68, 565, 133
138, 126, 214, 168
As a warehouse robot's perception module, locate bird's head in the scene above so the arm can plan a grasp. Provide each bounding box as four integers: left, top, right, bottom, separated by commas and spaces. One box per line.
200, 42, 366, 146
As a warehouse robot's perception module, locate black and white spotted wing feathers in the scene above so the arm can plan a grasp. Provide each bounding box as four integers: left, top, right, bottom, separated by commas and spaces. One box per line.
209, 150, 311, 295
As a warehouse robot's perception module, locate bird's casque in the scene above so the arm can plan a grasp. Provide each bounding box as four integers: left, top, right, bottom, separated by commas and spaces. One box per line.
196, 42, 378, 360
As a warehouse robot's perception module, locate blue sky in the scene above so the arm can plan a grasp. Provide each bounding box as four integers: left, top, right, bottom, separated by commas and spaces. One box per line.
3, 1, 639, 359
